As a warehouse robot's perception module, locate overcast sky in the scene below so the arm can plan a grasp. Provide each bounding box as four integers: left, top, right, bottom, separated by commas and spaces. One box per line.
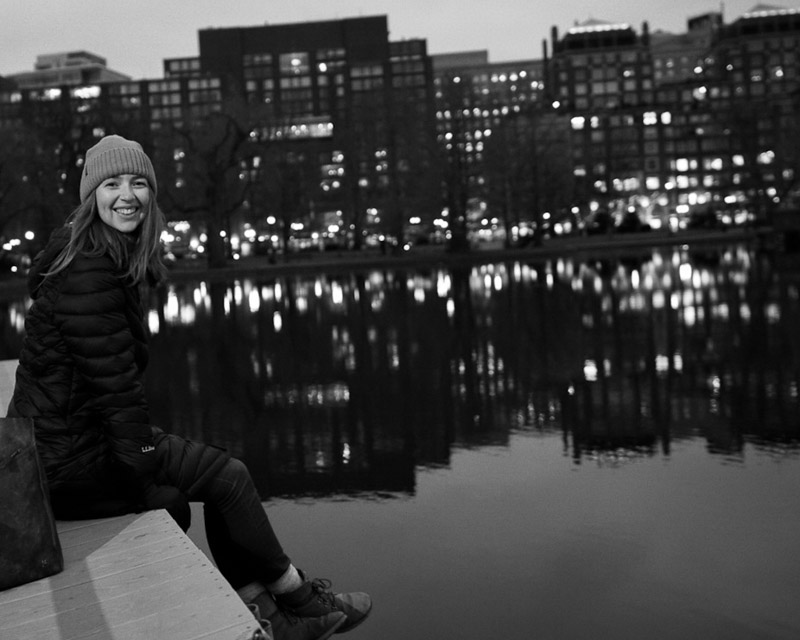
0, 0, 785, 80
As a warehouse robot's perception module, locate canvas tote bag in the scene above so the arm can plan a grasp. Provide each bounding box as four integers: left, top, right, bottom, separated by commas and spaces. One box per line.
0, 417, 64, 591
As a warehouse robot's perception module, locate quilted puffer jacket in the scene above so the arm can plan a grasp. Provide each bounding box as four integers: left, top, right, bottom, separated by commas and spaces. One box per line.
8, 227, 228, 519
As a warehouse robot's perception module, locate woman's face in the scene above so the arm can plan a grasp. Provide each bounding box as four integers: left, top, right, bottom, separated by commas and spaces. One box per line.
95, 174, 150, 233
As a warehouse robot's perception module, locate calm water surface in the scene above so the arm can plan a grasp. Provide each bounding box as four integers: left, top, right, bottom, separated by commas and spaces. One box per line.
1, 242, 798, 639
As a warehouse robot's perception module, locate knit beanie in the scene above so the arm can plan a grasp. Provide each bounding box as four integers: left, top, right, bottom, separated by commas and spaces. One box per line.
79, 135, 157, 202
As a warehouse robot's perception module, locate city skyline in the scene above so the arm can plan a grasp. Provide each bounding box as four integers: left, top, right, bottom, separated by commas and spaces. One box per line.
0, 0, 781, 81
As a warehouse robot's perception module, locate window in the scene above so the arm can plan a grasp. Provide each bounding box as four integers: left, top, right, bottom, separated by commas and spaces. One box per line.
244, 53, 272, 66
148, 80, 180, 92
317, 48, 345, 61
280, 52, 309, 75
352, 64, 383, 77
244, 53, 273, 80
149, 92, 181, 106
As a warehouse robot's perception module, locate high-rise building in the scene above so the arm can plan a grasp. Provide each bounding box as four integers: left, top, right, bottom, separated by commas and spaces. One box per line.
4, 51, 130, 90
189, 16, 439, 247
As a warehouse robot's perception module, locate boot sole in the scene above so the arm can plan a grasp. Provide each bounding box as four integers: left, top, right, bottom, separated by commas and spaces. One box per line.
336, 602, 373, 634
318, 615, 348, 640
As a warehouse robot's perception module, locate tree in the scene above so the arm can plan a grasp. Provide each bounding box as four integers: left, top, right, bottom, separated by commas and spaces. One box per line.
530, 110, 576, 227
255, 146, 317, 256
387, 89, 441, 248
485, 106, 575, 245
0, 125, 69, 257
152, 97, 269, 268
485, 112, 536, 246
435, 74, 477, 252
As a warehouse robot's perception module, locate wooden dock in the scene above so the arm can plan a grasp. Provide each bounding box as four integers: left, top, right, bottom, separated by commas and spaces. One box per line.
0, 359, 264, 640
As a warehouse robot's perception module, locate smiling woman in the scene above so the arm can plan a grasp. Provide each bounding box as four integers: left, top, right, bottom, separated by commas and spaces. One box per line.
4, 134, 372, 640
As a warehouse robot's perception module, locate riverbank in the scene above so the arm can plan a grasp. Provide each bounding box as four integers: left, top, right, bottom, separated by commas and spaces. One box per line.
0, 227, 767, 296
165, 226, 764, 282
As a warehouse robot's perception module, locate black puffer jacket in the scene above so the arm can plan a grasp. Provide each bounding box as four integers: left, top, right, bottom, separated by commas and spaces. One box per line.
8, 227, 227, 520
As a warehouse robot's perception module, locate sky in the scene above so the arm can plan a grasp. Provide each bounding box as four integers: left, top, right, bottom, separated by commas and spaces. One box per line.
0, 0, 788, 80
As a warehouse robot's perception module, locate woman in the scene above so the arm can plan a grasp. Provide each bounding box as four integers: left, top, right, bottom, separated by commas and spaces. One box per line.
7, 135, 371, 640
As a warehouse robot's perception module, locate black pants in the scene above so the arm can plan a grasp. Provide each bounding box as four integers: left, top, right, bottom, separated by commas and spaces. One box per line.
189, 457, 292, 589
151, 429, 293, 588
51, 437, 293, 590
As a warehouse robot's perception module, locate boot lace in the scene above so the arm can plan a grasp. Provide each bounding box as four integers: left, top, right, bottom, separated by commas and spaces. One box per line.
309, 577, 338, 608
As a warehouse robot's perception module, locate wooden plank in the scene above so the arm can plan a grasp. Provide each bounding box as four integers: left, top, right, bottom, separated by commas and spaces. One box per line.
0, 357, 16, 415
0, 511, 263, 640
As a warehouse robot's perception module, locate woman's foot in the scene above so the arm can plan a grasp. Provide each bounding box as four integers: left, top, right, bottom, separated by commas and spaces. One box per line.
274, 570, 372, 633
249, 596, 346, 640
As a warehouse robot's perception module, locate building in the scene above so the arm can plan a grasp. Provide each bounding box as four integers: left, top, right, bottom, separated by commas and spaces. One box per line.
426, 4, 800, 238
168, 17, 439, 249
544, 5, 799, 232
180, 16, 439, 248
5, 51, 130, 89
650, 12, 722, 86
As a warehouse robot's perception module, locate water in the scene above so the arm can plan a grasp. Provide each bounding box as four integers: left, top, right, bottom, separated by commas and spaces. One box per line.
2, 241, 799, 638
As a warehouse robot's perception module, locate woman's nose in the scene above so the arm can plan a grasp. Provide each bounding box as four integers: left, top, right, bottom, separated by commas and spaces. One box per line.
119, 182, 135, 200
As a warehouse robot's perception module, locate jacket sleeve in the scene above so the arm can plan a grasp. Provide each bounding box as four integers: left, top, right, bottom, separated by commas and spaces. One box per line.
53, 256, 157, 498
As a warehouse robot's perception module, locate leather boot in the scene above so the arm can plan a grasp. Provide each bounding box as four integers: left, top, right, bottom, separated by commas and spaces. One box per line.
251, 592, 346, 640
274, 570, 372, 633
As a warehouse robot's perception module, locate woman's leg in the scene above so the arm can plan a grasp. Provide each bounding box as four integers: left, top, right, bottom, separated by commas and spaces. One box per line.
153, 433, 370, 635
192, 458, 290, 588
190, 458, 350, 639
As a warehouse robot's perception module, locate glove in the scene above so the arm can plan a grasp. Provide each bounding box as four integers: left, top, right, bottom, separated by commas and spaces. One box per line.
142, 484, 191, 532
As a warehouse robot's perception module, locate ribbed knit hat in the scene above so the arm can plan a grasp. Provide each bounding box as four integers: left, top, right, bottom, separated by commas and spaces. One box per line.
79, 135, 157, 202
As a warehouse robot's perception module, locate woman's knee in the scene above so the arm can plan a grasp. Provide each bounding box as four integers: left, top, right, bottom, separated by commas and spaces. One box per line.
221, 457, 250, 481
202, 457, 257, 508
214, 457, 254, 495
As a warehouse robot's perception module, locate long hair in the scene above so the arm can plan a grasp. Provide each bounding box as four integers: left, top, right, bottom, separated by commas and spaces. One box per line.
46, 189, 167, 284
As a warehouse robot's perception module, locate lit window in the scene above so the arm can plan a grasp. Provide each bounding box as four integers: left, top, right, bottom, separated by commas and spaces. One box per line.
280, 52, 309, 75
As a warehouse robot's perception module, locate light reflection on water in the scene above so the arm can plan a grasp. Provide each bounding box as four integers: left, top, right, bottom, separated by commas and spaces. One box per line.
1, 241, 799, 638
134, 243, 798, 480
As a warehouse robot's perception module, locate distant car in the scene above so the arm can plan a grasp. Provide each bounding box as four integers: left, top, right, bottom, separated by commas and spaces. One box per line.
0, 249, 31, 275
585, 210, 614, 235
617, 210, 650, 233
687, 209, 722, 230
